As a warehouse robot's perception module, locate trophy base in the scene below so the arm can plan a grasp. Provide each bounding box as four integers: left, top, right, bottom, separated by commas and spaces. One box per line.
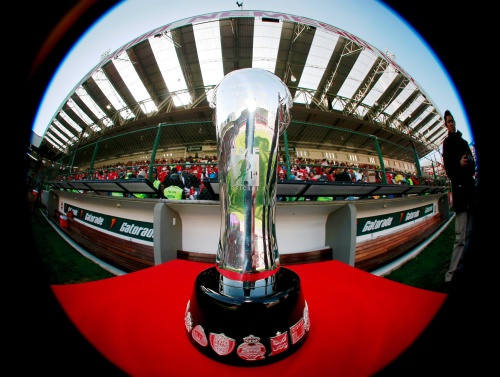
184, 266, 310, 366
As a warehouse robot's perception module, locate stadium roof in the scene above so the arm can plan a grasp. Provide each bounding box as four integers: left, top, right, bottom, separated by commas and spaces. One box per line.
34, 10, 447, 162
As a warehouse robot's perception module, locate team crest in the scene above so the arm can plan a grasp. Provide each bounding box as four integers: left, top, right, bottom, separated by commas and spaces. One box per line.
191, 325, 208, 347
290, 317, 305, 344
209, 333, 236, 356
269, 332, 288, 356
303, 301, 310, 331
184, 301, 193, 332
237, 334, 266, 361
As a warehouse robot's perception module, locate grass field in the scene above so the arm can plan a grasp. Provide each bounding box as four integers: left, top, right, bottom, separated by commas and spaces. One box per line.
29, 204, 454, 292
30, 207, 116, 284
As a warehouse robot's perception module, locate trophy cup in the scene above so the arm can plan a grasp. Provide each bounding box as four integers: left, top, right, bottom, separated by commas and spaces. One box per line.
184, 68, 310, 365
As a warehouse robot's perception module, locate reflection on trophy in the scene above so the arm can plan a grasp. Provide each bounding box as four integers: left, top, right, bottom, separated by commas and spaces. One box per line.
184, 68, 309, 365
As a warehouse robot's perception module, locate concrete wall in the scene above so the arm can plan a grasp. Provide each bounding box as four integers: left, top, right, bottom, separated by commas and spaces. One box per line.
48, 190, 449, 269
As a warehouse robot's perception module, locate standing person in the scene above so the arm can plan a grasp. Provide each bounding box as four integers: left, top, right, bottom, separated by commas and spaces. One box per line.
338, 167, 351, 182
442, 109, 476, 286
162, 167, 184, 191
186, 169, 201, 197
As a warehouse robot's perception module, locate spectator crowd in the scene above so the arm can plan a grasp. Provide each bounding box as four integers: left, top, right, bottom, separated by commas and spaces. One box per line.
49, 155, 447, 200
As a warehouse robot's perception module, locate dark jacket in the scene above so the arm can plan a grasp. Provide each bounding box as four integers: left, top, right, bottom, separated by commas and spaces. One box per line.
337, 170, 351, 182
184, 173, 200, 189
442, 130, 476, 213
163, 171, 184, 189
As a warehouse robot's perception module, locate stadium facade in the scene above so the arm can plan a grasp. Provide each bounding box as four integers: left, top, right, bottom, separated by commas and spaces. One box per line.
32, 10, 448, 177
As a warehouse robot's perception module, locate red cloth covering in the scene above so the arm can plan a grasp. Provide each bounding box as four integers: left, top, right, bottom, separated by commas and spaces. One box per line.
51, 260, 445, 376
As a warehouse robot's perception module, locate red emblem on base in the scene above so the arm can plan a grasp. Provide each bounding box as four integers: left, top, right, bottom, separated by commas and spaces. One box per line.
303, 301, 310, 331
191, 325, 208, 347
237, 335, 266, 361
184, 300, 193, 332
209, 333, 236, 356
269, 332, 289, 356
290, 317, 305, 344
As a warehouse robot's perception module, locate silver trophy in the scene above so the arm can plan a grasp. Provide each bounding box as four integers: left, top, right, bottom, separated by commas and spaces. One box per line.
185, 68, 309, 365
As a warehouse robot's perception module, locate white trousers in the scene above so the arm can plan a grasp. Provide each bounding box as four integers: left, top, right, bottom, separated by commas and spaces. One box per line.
444, 210, 474, 282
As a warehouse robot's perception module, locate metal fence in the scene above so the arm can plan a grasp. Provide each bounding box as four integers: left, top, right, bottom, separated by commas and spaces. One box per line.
33, 121, 449, 188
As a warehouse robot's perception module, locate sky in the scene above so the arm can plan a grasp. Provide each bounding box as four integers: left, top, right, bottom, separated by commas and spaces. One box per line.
31, 0, 473, 161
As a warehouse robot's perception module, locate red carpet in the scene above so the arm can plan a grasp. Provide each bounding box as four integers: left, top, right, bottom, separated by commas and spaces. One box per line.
51, 260, 446, 376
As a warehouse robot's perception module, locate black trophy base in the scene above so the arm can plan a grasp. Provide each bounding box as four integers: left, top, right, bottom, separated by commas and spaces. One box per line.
184, 266, 310, 366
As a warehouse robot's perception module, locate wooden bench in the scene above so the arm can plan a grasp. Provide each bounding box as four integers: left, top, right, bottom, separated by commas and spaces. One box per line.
52, 211, 447, 274
54, 212, 154, 272
354, 213, 446, 271
177, 246, 333, 266
177, 250, 215, 264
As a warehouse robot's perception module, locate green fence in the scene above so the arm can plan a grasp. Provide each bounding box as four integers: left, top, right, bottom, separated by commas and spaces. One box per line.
33, 121, 449, 189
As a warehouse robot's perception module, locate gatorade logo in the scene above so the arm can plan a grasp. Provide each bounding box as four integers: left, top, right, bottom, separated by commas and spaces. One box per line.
119, 222, 154, 238
404, 210, 420, 221
84, 213, 104, 226
362, 216, 393, 232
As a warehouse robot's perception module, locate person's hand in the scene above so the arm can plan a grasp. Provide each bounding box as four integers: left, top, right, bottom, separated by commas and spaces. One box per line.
460, 154, 473, 167
460, 155, 468, 167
